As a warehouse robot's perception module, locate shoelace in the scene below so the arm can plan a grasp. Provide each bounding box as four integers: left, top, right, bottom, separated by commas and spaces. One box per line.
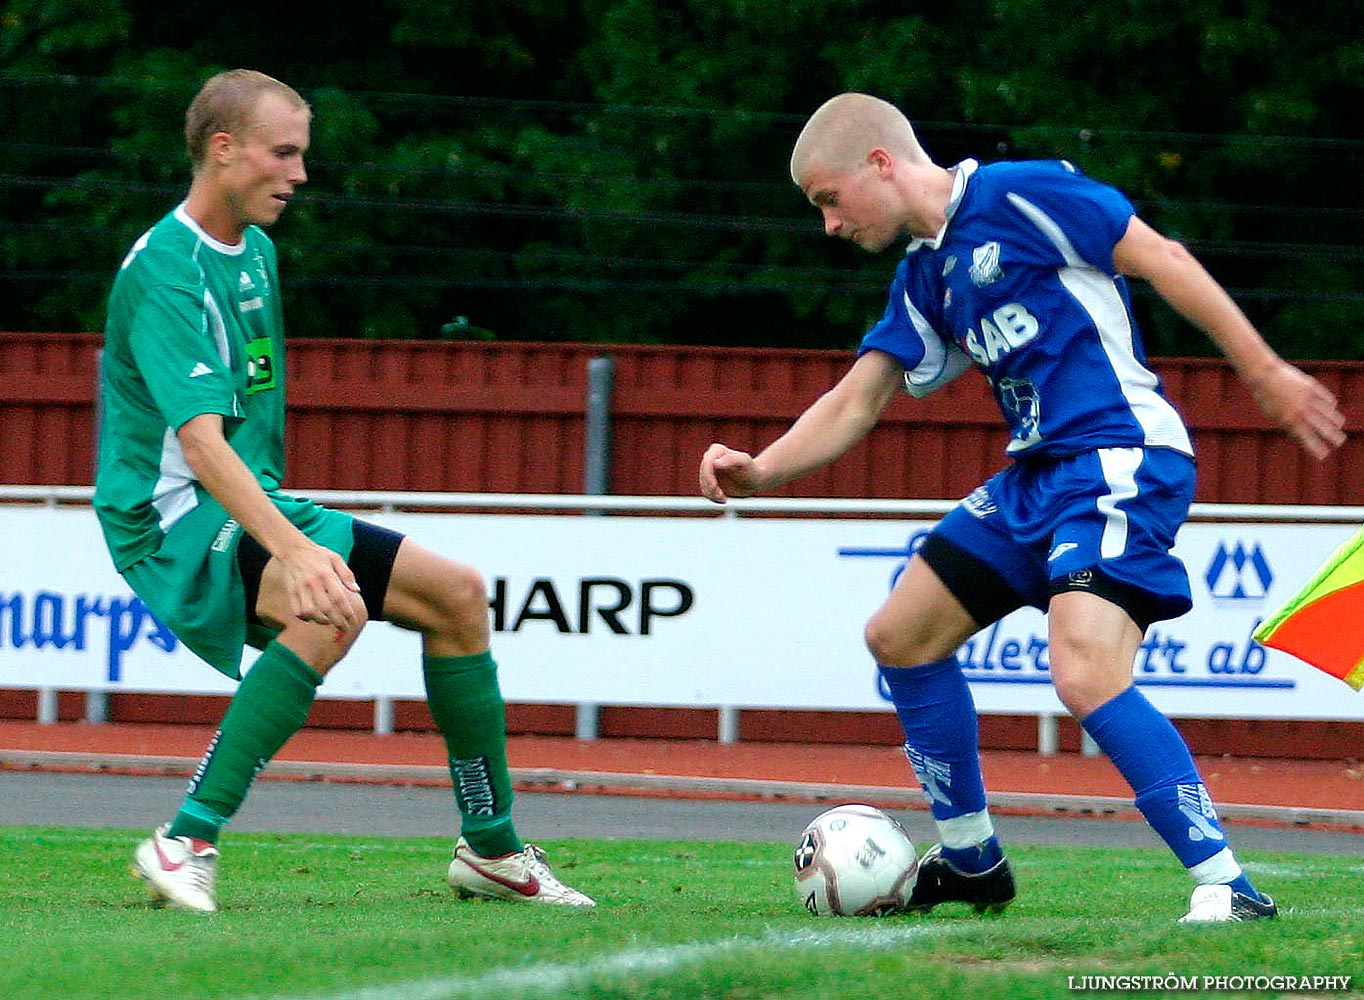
523, 844, 549, 865
520, 844, 554, 879
183, 860, 215, 893
510, 843, 592, 903
173, 839, 218, 892
521, 844, 581, 893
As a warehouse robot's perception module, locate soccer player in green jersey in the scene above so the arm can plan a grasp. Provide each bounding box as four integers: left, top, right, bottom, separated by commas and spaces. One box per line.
96, 69, 593, 912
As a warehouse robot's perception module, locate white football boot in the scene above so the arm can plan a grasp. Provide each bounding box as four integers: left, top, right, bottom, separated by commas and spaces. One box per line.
131, 825, 220, 913
1179, 883, 1278, 924
447, 837, 595, 907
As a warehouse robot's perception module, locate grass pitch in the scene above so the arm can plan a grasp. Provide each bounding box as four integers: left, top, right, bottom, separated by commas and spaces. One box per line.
3, 826, 1359, 999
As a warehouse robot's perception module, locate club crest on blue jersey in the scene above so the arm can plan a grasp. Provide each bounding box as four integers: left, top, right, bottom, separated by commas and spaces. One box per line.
969, 241, 1003, 286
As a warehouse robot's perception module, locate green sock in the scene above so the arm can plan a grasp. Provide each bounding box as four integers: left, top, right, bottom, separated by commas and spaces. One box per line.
423, 651, 521, 857
166, 641, 322, 844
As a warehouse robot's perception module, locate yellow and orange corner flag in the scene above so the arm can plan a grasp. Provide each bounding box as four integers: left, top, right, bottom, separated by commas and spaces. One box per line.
1254, 527, 1364, 691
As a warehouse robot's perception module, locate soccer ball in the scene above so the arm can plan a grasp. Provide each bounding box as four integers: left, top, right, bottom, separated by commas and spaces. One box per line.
793, 804, 919, 917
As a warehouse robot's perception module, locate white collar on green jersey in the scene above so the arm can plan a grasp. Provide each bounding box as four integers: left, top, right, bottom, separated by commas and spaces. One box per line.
173, 203, 248, 256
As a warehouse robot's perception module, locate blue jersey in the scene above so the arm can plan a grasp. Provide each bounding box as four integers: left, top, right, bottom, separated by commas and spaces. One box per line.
858, 159, 1192, 460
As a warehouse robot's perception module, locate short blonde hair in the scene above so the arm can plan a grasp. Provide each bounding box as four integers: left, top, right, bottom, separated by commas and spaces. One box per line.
184, 69, 310, 167
790, 93, 930, 184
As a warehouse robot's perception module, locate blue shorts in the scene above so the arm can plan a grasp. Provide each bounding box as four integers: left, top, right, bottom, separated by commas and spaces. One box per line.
922, 447, 1195, 630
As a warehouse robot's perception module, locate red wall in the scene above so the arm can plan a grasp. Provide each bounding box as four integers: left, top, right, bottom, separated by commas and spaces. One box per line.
5, 332, 1363, 503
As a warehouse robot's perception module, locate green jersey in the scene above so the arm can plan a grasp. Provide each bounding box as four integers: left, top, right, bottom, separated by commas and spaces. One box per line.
94, 205, 353, 677
96, 204, 286, 570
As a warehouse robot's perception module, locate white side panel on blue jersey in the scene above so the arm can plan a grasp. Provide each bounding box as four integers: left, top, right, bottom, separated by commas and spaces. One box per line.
899, 291, 972, 397
1006, 193, 1193, 457
1058, 268, 1192, 454
1095, 446, 1141, 558
903, 345, 972, 398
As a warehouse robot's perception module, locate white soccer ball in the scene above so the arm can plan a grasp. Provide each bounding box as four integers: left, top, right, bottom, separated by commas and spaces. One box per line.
793, 804, 919, 917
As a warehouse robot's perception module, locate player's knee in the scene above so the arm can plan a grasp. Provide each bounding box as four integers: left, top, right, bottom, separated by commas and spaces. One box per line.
338, 608, 368, 646
281, 614, 367, 675
1052, 673, 1105, 719
325, 623, 364, 672
865, 615, 929, 667
1047, 616, 1136, 717
433, 562, 489, 635
864, 618, 897, 664
1049, 658, 1128, 719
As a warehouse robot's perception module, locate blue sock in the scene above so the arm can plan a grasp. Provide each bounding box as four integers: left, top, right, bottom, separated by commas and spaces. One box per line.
1082, 687, 1264, 901
879, 660, 1002, 873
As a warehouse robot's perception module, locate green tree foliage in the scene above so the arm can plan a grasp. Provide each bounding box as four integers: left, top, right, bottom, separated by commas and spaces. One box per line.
2, 0, 1362, 355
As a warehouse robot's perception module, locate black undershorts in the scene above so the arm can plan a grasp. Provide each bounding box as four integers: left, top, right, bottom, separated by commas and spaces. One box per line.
236, 518, 404, 625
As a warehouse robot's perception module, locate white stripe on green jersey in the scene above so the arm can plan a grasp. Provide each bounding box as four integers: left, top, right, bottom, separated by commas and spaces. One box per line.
95, 205, 287, 572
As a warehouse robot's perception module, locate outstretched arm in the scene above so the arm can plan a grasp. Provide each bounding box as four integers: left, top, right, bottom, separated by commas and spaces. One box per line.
1113, 216, 1345, 459
178, 414, 367, 628
699, 350, 904, 503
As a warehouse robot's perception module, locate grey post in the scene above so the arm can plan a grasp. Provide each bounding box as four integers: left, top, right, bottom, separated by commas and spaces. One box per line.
576, 355, 616, 740
583, 355, 615, 498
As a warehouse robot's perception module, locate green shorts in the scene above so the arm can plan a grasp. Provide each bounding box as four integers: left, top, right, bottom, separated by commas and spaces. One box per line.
122, 491, 354, 679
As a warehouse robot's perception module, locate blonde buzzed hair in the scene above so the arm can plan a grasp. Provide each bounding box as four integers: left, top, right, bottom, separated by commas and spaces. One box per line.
789, 93, 930, 184
184, 69, 310, 168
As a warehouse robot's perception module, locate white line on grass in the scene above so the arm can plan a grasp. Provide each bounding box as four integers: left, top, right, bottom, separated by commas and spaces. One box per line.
1243, 859, 1364, 876
260, 923, 958, 1000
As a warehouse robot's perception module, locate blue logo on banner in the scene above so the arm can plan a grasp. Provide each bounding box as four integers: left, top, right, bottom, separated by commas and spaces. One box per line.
839, 531, 1294, 699
1205, 541, 1273, 601
836, 532, 931, 590
0, 590, 178, 682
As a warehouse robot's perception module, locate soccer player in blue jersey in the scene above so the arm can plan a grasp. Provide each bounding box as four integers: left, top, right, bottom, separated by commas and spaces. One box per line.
700, 93, 1346, 923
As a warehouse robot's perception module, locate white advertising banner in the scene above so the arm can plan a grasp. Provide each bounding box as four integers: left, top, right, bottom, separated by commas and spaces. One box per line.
1, 504, 1362, 720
